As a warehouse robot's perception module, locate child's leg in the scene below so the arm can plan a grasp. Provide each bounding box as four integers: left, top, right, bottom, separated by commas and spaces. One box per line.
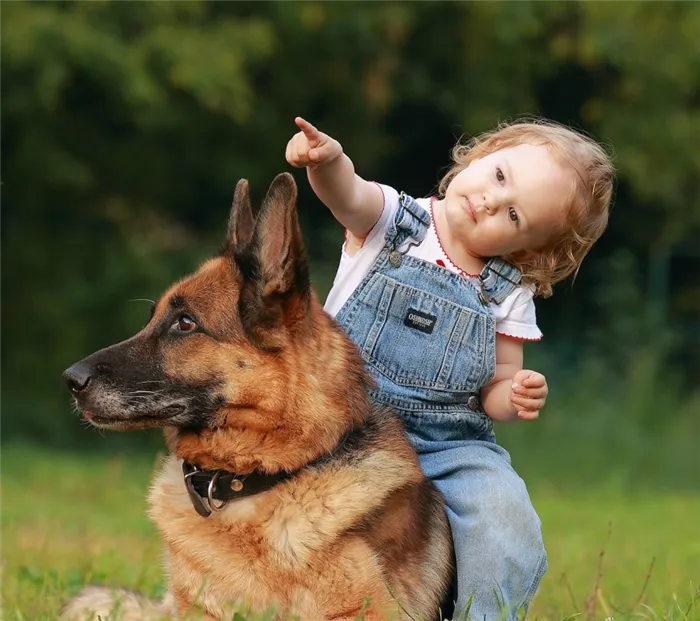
417, 439, 546, 620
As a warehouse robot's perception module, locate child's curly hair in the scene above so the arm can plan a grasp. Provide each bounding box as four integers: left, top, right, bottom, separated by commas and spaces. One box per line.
438, 119, 615, 297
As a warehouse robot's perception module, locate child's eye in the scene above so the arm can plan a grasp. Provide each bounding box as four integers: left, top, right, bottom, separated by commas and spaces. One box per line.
508, 207, 519, 223
495, 166, 505, 184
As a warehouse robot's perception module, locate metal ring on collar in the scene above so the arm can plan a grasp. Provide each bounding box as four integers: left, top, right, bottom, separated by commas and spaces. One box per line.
207, 471, 228, 512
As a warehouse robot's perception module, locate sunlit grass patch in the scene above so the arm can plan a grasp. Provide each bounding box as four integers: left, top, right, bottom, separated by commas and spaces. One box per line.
2, 444, 698, 620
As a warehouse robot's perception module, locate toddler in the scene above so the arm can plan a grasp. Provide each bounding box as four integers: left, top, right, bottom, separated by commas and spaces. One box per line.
286, 116, 614, 619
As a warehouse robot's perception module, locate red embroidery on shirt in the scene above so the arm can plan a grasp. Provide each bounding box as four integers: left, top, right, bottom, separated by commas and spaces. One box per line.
436, 259, 446, 268
496, 332, 544, 342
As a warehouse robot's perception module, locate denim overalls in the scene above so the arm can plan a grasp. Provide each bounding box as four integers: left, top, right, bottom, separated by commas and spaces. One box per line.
334, 193, 547, 620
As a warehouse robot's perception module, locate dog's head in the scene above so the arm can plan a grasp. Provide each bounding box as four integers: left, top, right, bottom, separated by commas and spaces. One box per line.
63, 173, 366, 470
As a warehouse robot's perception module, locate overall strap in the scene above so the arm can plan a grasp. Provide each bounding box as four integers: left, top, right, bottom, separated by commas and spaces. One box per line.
478, 257, 523, 305
384, 192, 431, 254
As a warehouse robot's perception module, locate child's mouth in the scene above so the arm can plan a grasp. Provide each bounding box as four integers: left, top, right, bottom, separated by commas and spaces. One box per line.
464, 197, 476, 222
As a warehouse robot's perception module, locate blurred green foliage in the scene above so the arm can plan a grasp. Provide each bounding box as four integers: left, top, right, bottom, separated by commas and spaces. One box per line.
2, 1, 698, 446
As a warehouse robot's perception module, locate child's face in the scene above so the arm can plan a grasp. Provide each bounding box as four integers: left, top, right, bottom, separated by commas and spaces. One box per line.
443, 143, 574, 259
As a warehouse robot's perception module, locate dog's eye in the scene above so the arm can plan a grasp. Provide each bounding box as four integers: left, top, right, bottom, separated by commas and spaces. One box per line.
171, 315, 197, 333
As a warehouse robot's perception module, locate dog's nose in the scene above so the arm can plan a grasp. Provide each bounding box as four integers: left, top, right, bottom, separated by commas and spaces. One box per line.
63, 361, 93, 394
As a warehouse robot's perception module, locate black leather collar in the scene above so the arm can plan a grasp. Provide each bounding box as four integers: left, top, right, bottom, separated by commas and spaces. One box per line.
181, 429, 353, 518
182, 461, 294, 518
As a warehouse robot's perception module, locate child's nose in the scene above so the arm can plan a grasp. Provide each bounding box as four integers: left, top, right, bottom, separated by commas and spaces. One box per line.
482, 194, 497, 215
483, 188, 509, 215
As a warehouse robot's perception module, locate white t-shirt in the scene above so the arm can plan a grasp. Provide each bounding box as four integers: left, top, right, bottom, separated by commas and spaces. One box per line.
324, 184, 543, 341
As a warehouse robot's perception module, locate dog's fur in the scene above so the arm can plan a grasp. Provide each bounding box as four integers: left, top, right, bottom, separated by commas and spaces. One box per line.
62, 174, 454, 621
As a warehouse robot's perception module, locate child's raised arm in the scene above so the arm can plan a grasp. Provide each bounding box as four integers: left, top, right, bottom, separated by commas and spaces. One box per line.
286, 117, 384, 240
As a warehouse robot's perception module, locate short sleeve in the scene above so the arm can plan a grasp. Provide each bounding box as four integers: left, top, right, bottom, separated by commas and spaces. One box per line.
491, 286, 543, 341
324, 184, 400, 316
341, 183, 400, 255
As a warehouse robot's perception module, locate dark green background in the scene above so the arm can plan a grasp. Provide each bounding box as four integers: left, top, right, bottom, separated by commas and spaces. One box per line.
2, 2, 698, 456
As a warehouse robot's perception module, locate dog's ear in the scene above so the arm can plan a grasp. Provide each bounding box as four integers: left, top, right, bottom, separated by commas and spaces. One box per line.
237, 173, 310, 342
224, 179, 255, 252
251, 172, 309, 298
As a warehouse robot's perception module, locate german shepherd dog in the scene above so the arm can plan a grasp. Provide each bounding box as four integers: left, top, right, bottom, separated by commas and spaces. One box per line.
62, 173, 454, 621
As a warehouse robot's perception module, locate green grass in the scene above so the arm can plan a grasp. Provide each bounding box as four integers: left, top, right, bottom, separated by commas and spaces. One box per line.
2, 441, 698, 621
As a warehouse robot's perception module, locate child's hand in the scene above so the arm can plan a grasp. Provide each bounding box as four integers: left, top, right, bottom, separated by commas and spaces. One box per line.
286, 117, 343, 169
510, 370, 548, 421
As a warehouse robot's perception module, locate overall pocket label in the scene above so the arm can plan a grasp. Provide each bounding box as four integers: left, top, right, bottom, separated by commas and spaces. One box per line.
404, 308, 437, 334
